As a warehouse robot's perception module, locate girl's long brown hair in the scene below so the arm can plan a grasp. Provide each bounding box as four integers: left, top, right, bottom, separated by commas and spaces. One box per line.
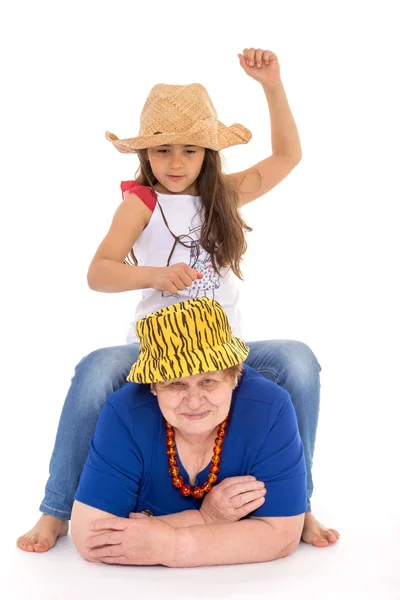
127, 148, 252, 280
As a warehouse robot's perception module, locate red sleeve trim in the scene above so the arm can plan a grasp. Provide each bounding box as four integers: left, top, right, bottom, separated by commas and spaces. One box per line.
120, 180, 157, 212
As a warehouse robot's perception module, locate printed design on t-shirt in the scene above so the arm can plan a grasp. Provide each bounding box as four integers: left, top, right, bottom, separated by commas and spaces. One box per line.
188, 226, 220, 299
161, 224, 221, 299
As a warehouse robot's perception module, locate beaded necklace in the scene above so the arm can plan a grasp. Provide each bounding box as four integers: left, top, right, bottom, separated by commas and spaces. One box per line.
165, 417, 229, 498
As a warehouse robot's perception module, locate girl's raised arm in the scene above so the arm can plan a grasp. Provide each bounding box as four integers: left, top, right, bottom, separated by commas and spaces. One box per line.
227, 49, 302, 206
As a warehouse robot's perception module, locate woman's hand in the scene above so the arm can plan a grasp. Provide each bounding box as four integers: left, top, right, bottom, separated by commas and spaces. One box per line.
150, 263, 203, 294
200, 476, 267, 524
238, 48, 281, 86
86, 513, 176, 566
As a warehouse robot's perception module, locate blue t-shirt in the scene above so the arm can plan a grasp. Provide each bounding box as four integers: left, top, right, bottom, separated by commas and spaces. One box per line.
75, 366, 307, 518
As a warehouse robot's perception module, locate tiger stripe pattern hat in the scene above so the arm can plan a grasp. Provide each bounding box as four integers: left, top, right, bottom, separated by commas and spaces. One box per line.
127, 297, 249, 384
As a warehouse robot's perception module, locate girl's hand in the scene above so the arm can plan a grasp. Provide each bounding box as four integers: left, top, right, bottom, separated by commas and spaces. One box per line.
87, 513, 177, 566
199, 476, 267, 524
150, 263, 203, 294
238, 48, 281, 86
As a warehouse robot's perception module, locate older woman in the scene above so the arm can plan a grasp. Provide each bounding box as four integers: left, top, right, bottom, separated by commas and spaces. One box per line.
71, 297, 306, 567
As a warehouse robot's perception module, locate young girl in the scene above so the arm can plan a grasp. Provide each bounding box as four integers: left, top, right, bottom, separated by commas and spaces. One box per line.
17, 48, 339, 553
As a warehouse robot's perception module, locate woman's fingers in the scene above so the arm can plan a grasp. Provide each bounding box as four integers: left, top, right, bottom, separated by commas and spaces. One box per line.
88, 543, 123, 559
90, 517, 127, 532
235, 495, 266, 519
224, 480, 265, 498
86, 531, 122, 549
215, 476, 257, 490
230, 487, 267, 509
98, 555, 127, 564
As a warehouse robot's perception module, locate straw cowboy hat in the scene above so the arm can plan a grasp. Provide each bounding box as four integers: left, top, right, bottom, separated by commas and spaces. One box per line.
127, 297, 249, 384
106, 83, 252, 153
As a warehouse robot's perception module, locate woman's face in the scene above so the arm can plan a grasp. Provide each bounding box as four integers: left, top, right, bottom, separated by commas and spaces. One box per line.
147, 144, 205, 195
153, 370, 235, 436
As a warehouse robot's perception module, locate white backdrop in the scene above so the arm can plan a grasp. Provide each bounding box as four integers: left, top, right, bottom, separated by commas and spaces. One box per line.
1, 1, 399, 598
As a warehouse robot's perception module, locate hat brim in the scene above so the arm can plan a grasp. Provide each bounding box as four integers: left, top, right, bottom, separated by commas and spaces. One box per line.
106, 120, 252, 154
127, 337, 250, 384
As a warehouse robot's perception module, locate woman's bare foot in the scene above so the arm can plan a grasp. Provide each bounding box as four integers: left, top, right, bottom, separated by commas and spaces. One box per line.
301, 512, 340, 547
17, 515, 69, 553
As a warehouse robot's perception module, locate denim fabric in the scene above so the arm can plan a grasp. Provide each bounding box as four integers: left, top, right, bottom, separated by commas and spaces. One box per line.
40, 340, 320, 519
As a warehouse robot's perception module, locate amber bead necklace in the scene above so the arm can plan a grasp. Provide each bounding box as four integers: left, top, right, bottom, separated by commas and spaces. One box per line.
165, 416, 229, 499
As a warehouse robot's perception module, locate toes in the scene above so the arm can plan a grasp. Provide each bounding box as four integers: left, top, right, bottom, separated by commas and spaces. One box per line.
326, 529, 340, 542
34, 537, 52, 552
302, 531, 330, 547
313, 536, 329, 547
301, 532, 327, 546
330, 528, 340, 539
17, 533, 52, 553
301, 516, 340, 547
16, 520, 67, 553
319, 528, 340, 544
17, 536, 33, 551
33, 542, 50, 553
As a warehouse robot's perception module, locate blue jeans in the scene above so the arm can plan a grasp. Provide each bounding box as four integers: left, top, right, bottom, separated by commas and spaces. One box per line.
40, 340, 320, 519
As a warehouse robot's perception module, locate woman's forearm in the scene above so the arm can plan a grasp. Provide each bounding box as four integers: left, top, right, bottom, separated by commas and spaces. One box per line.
263, 80, 302, 160
170, 519, 299, 568
156, 510, 205, 528
87, 260, 155, 293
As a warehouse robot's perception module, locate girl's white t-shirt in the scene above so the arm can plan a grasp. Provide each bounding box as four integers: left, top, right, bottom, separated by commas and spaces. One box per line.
126, 191, 242, 344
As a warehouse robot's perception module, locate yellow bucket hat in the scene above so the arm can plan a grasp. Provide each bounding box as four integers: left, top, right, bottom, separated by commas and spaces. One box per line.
127, 297, 249, 384
106, 83, 252, 153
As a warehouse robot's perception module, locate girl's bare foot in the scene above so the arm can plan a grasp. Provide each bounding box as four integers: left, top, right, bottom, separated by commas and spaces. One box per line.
16, 515, 69, 553
301, 512, 340, 547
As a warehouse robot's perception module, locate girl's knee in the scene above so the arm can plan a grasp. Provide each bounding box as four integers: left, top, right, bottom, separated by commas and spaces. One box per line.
264, 341, 321, 388
74, 345, 139, 387
246, 340, 320, 387
283, 341, 321, 375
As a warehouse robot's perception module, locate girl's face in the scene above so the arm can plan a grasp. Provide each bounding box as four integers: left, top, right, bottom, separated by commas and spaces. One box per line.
153, 370, 233, 438
147, 144, 206, 195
